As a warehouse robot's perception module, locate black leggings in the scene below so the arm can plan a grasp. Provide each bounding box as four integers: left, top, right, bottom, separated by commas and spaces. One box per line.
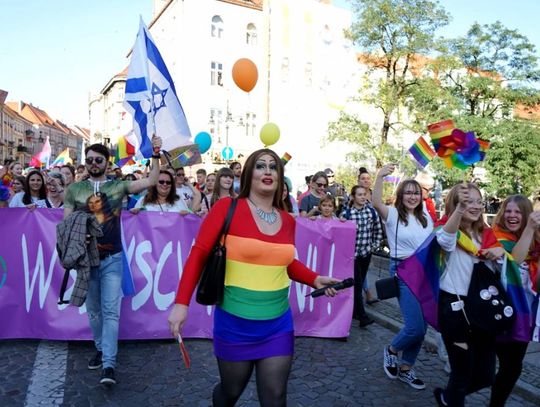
489, 341, 529, 407
353, 254, 372, 319
212, 355, 293, 407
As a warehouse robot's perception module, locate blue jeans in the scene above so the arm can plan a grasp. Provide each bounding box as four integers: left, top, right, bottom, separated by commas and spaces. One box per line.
86, 252, 123, 369
389, 260, 427, 366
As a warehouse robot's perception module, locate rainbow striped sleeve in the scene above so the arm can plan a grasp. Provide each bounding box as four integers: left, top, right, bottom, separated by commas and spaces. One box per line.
221, 235, 295, 320
409, 136, 436, 168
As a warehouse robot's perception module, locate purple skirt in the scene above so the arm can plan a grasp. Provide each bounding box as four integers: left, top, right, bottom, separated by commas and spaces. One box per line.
213, 307, 294, 361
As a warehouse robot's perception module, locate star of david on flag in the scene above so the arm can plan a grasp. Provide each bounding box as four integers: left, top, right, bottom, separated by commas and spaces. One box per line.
123, 17, 191, 159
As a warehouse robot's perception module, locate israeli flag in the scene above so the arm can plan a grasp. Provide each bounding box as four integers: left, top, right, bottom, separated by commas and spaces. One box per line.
124, 17, 191, 158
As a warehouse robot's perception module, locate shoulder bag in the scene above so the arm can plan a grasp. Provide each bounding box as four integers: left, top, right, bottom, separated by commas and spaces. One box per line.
196, 199, 238, 305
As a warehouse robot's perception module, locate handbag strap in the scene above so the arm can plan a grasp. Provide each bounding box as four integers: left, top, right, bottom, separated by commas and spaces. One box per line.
218, 198, 238, 244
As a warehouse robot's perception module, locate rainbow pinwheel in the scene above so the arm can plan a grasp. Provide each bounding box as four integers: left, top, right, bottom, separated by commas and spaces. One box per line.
427, 120, 490, 170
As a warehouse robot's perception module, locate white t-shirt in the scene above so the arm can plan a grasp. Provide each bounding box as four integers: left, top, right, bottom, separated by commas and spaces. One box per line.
384, 206, 433, 259
176, 185, 194, 209
9, 192, 47, 208
437, 228, 496, 296
134, 197, 190, 213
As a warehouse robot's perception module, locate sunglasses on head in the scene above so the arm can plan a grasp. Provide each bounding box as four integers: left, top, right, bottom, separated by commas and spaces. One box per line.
158, 180, 172, 185
316, 182, 327, 188
85, 157, 106, 165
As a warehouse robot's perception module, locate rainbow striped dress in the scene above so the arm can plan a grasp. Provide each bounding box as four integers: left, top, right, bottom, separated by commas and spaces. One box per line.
176, 198, 318, 361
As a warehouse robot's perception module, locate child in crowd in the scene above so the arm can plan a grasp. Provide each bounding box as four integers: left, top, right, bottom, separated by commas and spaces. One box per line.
311, 195, 339, 220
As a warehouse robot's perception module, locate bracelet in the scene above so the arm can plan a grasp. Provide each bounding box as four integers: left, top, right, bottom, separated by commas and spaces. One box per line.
151, 154, 161, 159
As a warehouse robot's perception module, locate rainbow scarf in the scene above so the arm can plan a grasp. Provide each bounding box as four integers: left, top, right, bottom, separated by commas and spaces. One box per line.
397, 220, 532, 341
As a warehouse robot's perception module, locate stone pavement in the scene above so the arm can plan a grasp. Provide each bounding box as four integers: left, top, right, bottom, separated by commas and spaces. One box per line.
365, 254, 540, 405
0, 320, 537, 406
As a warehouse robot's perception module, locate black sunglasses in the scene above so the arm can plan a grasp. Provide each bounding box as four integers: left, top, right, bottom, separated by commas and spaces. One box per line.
316, 182, 327, 188
158, 180, 172, 185
85, 157, 106, 165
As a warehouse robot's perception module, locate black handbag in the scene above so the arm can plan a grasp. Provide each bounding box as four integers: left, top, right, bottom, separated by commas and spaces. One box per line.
196, 199, 238, 305
375, 216, 400, 300
375, 276, 399, 300
465, 262, 516, 335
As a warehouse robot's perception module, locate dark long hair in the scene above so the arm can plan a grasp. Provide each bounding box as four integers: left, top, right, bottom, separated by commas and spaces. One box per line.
238, 149, 285, 210
143, 170, 179, 205
212, 167, 235, 206
394, 180, 428, 228
493, 194, 532, 238
282, 180, 293, 213
23, 170, 47, 205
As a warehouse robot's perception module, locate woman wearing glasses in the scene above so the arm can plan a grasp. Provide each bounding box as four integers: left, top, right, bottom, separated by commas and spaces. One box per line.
373, 164, 433, 390
299, 171, 328, 217
45, 172, 66, 208
132, 170, 190, 214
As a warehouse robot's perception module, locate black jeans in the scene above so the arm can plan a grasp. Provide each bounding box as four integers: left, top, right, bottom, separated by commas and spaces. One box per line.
489, 340, 529, 407
438, 290, 496, 407
353, 254, 372, 319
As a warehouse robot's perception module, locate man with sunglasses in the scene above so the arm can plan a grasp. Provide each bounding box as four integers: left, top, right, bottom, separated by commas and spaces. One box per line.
63, 138, 162, 386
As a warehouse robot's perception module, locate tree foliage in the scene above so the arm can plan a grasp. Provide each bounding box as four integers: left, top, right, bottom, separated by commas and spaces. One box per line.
328, 0, 450, 168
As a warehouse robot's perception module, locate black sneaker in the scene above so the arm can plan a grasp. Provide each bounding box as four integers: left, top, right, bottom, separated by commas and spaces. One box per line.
359, 317, 375, 328
398, 368, 426, 390
434, 387, 448, 406
100, 367, 116, 385
383, 346, 398, 379
88, 351, 103, 370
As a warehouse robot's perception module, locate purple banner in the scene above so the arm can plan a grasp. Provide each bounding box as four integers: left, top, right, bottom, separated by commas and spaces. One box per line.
0, 208, 355, 340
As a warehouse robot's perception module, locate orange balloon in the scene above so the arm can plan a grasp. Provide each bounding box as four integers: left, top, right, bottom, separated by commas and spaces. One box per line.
232, 58, 258, 92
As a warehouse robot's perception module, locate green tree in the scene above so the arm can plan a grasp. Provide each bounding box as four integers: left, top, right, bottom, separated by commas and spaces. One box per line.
406, 22, 540, 195
328, 0, 450, 168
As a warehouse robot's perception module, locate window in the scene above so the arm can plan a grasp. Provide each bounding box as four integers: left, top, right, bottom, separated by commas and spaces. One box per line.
245, 112, 256, 137
209, 108, 223, 137
210, 61, 223, 86
305, 62, 313, 87
281, 57, 290, 83
211, 15, 224, 38
246, 23, 257, 45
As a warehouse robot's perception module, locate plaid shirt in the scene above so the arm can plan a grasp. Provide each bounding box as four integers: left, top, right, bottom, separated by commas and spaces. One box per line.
341, 203, 383, 258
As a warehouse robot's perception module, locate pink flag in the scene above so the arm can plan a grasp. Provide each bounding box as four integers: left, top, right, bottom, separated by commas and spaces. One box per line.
29, 136, 51, 168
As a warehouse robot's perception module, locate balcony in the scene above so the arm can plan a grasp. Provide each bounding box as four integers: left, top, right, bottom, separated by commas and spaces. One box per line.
17, 145, 29, 153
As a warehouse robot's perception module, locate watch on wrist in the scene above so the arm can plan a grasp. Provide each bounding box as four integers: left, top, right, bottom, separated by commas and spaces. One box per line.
152, 153, 161, 159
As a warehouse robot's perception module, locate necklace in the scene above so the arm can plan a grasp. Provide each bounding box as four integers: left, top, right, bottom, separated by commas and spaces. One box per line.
248, 197, 278, 224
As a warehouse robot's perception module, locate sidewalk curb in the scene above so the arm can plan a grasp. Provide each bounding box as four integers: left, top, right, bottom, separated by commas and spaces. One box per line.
366, 307, 540, 404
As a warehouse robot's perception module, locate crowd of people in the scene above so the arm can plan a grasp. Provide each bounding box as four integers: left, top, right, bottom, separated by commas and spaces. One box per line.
1, 143, 539, 406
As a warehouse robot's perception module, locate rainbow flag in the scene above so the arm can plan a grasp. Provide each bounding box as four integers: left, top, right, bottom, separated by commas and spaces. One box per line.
397, 225, 531, 340
408, 136, 436, 168
478, 139, 490, 161
281, 152, 292, 166
427, 119, 455, 152
29, 136, 51, 168
50, 148, 72, 167
493, 227, 536, 342
115, 136, 136, 167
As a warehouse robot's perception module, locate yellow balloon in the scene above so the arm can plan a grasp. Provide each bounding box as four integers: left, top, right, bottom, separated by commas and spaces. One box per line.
260, 122, 280, 146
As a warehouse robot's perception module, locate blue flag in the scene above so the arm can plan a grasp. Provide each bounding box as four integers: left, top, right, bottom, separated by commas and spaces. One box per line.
124, 17, 191, 158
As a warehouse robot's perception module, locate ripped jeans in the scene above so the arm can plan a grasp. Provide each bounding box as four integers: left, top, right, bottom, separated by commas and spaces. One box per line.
438, 290, 496, 407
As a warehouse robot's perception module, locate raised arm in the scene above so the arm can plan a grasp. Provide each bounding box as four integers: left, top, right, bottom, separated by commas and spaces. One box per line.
128, 137, 162, 194
512, 211, 540, 263
442, 184, 469, 234
372, 164, 395, 222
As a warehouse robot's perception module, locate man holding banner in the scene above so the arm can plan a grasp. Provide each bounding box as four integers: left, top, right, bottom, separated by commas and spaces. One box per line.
63, 139, 161, 385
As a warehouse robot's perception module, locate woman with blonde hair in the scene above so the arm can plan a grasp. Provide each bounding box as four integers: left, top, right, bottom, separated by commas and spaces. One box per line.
434, 183, 505, 406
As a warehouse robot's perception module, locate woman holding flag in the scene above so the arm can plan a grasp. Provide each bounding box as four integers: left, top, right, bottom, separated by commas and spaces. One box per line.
373, 164, 433, 390
433, 183, 505, 407
489, 195, 540, 407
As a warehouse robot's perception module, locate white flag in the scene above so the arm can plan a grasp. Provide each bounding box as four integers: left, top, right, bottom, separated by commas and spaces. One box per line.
123, 17, 191, 158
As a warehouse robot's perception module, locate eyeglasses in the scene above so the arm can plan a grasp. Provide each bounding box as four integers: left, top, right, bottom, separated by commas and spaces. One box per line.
403, 191, 421, 196
316, 182, 327, 188
85, 157, 106, 165
158, 180, 172, 185
469, 199, 486, 206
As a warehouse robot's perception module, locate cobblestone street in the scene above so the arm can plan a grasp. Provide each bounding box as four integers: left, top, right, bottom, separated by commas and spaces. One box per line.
0, 319, 536, 406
